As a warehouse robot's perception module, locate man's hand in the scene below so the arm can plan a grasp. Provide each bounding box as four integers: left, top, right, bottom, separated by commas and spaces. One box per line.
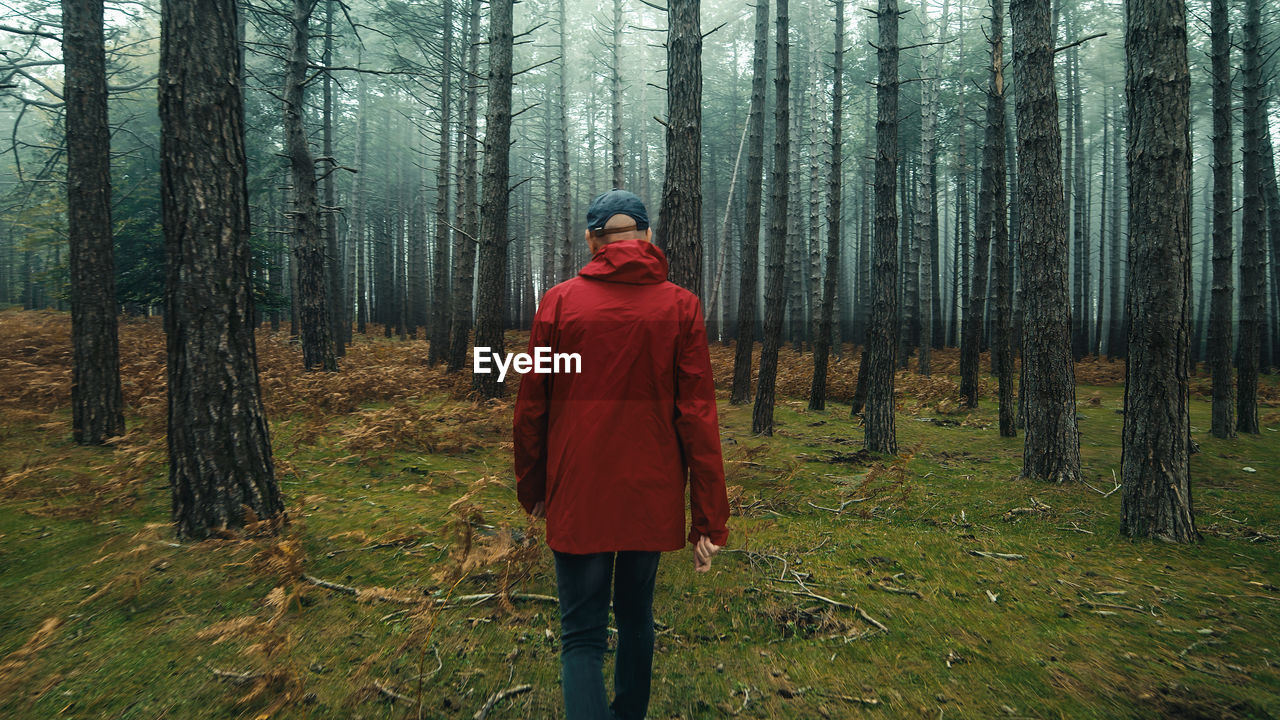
529, 501, 545, 519
692, 535, 721, 573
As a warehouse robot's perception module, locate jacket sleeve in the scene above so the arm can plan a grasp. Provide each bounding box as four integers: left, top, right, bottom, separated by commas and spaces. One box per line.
513, 295, 554, 513
674, 295, 730, 546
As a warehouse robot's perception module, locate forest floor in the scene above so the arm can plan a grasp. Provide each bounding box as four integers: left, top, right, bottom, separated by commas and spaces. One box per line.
1, 307, 1279, 720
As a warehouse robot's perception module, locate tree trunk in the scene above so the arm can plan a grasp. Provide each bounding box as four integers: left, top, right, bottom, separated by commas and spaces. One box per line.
863, 0, 900, 454
286, 0, 336, 370
160, 0, 282, 540
809, 0, 844, 411
555, 0, 573, 284
1107, 86, 1124, 360
1237, 0, 1263, 435
1121, 0, 1197, 543
1010, 0, 1080, 482
658, 0, 704, 297
448, 0, 482, 373
1206, 0, 1235, 437
915, 15, 940, 377
428, 0, 454, 365
63, 0, 125, 445
611, 0, 624, 188
986, 0, 1015, 438
731, 0, 770, 405
322, 0, 345, 357
472, 0, 513, 399
751, 0, 790, 436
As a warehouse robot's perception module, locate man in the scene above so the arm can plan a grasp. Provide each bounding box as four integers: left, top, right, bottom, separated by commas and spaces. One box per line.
514, 190, 730, 720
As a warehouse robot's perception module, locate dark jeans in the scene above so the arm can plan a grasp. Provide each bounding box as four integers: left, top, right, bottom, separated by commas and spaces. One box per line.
553, 549, 661, 720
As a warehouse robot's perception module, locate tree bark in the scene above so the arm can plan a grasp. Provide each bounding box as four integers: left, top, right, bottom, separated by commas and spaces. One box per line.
731, 0, 770, 405
987, 0, 1015, 438
1010, 0, 1080, 482
160, 0, 282, 540
1207, 0, 1234, 438
286, 0, 336, 370
428, 0, 454, 365
611, 0, 624, 189
63, 0, 125, 445
751, 0, 790, 436
809, 0, 844, 411
657, 0, 704, 297
322, 0, 345, 357
448, 0, 482, 373
472, 0, 513, 399
1237, 0, 1263, 435
1121, 0, 1197, 543
863, 0, 900, 454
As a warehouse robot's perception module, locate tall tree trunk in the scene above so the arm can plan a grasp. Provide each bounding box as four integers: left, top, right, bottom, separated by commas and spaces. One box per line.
731, 0, 770, 405
1107, 85, 1124, 360
322, 0, 345, 357
915, 15, 940, 377
160, 0, 282, 539
961, 87, 994, 409
611, 0, 624, 188
809, 0, 844, 411
1071, 46, 1089, 360
658, 0, 704, 296
63, 0, 125, 445
987, 0, 1015, 438
1237, 0, 1263, 435
863, 0, 900, 454
448, 0, 482, 373
555, 0, 573, 284
1121, 0, 1197, 543
428, 0, 454, 365
1010, 0, 1080, 482
472, 0, 513, 399
1207, 0, 1234, 437
1261, 120, 1280, 372
286, 0, 336, 370
751, 0, 790, 436
353, 71, 369, 335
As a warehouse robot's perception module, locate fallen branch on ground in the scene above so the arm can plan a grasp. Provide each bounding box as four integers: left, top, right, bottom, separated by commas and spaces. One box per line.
211, 668, 261, 686
374, 681, 414, 704
869, 581, 922, 598
968, 550, 1026, 561
473, 683, 533, 720
303, 575, 557, 607
766, 588, 889, 632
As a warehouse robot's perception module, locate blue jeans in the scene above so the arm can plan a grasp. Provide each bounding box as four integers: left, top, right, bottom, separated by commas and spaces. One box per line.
553, 549, 661, 720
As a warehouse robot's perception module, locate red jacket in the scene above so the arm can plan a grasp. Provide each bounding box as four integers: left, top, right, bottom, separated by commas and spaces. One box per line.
513, 239, 730, 554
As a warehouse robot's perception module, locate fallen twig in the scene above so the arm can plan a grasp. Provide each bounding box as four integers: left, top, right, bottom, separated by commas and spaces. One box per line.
303, 574, 358, 595
211, 668, 261, 686
303, 575, 557, 608
1083, 470, 1122, 498
869, 581, 922, 599
473, 683, 533, 720
766, 588, 889, 632
374, 680, 414, 704
968, 550, 1026, 561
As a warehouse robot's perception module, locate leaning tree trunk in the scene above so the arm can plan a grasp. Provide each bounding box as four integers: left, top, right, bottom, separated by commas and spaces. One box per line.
160, 0, 282, 540
63, 0, 125, 445
1207, 0, 1234, 438
863, 0, 900, 454
987, 0, 1015, 438
751, 0, 790, 436
730, 0, 770, 405
286, 0, 336, 371
657, 0, 704, 297
448, 0, 482, 373
1010, 0, 1079, 482
809, 0, 844, 411
427, 0, 454, 365
1120, 0, 1197, 543
472, 0, 513, 399
1237, 0, 1264, 435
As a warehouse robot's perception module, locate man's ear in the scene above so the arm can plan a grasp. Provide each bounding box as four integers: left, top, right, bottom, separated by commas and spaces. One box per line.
643, 227, 653, 243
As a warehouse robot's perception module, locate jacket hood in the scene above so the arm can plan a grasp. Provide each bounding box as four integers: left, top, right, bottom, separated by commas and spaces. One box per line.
578, 239, 669, 285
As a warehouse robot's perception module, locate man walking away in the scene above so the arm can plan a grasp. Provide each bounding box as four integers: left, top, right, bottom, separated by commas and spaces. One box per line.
514, 190, 730, 720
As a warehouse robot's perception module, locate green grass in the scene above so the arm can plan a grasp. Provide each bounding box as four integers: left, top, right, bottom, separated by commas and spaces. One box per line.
2, 339, 1279, 720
